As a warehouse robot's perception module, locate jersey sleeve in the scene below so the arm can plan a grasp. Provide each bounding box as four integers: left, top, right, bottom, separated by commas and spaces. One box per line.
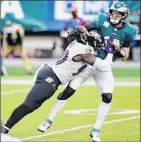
123, 27, 137, 47
70, 42, 94, 58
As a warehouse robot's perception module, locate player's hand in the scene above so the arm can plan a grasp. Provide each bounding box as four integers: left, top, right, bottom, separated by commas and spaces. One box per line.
113, 39, 120, 51
76, 26, 90, 35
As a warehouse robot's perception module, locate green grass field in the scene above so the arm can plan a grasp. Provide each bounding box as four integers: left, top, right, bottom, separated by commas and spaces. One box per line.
1, 67, 140, 142
5, 66, 141, 78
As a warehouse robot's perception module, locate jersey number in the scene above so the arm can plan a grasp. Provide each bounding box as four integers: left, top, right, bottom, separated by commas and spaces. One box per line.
104, 36, 110, 47
55, 50, 69, 65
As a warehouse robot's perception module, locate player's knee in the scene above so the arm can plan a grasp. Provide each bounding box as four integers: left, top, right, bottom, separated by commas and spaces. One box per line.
57, 86, 75, 100
21, 103, 32, 113
24, 101, 42, 112
102, 93, 112, 103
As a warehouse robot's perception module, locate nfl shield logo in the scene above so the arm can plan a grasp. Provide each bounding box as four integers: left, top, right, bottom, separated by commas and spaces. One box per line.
45, 77, 54, 83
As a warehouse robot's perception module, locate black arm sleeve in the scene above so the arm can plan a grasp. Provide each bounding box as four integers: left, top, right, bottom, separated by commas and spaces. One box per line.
122, 42, 130, 47
85, 22, 99, 32
57, 86, 75, 100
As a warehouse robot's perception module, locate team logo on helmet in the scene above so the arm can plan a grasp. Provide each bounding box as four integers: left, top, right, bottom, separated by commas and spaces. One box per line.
115, 2, 123, 8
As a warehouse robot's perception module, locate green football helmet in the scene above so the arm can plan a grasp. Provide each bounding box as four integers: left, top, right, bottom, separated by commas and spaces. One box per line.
109, 1, 130, 25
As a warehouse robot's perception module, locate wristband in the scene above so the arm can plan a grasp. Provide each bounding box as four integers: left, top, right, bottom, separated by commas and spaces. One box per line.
116, 49, 126, 58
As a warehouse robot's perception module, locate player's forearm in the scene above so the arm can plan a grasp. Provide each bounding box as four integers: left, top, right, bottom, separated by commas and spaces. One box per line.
80, 54, 113, 68
116, 47, 129, 61
76, 22, 99, 34
80, 54, 96, 65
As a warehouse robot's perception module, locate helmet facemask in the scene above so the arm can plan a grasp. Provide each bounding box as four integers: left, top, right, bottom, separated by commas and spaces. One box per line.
109, 10, 125, 25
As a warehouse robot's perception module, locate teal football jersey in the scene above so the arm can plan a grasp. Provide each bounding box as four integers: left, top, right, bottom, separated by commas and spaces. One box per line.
94, 13, 137, 60
95, 13, 137, 47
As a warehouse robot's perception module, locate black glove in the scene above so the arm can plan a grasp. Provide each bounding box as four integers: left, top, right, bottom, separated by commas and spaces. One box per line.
88, 30, 104, 44
66, 30, 81, 43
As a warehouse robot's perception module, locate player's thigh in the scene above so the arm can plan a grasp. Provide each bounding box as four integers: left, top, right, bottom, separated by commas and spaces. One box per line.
13, 45, 26, 57
24, 82, 56, 111
13, 45, 22, 56
20, 46, 28, 57
69, 65, 92, 90
32, 64, 45, 84
2, 46, 13, 57
24, 64, 61, 110
93, 68, 114, 94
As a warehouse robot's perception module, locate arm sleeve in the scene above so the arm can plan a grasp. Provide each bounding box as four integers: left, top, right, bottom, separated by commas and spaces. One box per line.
123, 29, 137, 47
71, 42, 94, 58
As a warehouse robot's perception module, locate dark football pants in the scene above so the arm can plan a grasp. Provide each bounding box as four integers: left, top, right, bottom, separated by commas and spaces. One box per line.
24, 64, 61, 111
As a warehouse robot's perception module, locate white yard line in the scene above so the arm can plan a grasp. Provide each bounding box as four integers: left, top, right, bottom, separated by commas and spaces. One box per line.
1, 80, 139, 96
1, 88, 30, 96
1, 80, 33, 85
22, 116, 140, 141
1, 80, 140, 86
84, 81, 140, 87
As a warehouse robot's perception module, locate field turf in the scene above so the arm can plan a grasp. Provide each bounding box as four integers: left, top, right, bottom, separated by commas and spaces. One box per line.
1, 67, 140, 142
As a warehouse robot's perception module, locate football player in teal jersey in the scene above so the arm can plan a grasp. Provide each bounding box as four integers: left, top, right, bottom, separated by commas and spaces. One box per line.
77, 2, 137, 141
38, 2, 137, 142
83, 1, 137, 61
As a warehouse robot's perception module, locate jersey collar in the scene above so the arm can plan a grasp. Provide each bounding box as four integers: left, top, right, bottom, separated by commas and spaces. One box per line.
111, 22, 127, 30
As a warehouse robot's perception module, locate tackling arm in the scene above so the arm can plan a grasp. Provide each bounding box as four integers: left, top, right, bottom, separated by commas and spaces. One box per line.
76, 22, 99, 34
113, 39, 130, 61
73, 54, 96, 66
80, 54, 96, 65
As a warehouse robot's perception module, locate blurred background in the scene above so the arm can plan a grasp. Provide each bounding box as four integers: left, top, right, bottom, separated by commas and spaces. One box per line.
0, 0, 140, 75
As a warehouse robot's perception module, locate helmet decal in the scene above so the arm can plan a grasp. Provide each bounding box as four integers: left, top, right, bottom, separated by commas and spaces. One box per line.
115, 2, 124, 8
